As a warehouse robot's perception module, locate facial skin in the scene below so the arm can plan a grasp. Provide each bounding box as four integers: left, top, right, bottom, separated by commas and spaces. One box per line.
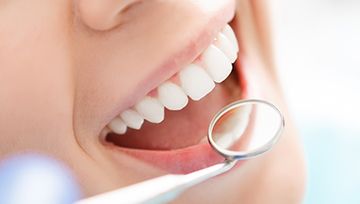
0, 0, 305, 203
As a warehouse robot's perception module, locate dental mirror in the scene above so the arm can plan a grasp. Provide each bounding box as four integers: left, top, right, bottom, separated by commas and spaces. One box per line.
208, 99, 284, 161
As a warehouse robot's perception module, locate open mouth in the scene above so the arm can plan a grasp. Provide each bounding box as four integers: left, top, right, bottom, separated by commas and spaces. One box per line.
101, 18, 250, 174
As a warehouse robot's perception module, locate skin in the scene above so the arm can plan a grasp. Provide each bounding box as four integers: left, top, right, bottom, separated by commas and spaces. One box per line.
0, 0, 306, 203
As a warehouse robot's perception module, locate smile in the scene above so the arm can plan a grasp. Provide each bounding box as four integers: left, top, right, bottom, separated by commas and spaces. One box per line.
107, 24, 238, 135
99, 2, 253, 174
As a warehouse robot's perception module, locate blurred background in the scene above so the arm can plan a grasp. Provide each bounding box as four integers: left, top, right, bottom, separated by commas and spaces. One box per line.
271, 1, 360, 203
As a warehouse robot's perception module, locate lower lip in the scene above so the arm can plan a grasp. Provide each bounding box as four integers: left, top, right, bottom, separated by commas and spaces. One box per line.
106, 59, 255, 174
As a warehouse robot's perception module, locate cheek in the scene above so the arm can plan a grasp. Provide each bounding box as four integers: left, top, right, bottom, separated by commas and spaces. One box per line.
0, 1, 75, 153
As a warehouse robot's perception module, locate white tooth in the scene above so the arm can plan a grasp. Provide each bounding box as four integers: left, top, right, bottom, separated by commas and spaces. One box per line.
120, 109, 144, 130
211, 106, 251, 149
108, 118, 127, 134
179, 64, 215, 101
158, 82, 188, 110
134, 96, 164, 123
214, 33, 238, 63
202, 45, 233, 83
222, 24, 239, 52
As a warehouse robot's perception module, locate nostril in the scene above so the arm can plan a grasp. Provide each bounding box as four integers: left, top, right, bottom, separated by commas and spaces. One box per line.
77, 0, 137, 31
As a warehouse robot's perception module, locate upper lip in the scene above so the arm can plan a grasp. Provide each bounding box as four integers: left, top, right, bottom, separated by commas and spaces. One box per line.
100, 0, 236, 132
101, 0, 240, 174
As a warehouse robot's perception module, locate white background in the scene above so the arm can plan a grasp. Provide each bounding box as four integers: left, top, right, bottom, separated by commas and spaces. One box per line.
270, 1, 360, 203
271, 0, 360, 128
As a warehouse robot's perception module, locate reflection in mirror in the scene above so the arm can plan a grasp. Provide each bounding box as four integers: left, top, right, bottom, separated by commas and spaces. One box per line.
209, 100, 283, 156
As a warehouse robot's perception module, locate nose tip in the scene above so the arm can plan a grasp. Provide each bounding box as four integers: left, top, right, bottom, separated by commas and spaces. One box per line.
77, 0, 138, 31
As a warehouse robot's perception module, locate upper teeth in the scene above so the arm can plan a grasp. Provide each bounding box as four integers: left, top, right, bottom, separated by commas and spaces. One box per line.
179, 64, 215, 101
107, 24, 239, 135
158, 82, 189, 110
202, 45, 233, 83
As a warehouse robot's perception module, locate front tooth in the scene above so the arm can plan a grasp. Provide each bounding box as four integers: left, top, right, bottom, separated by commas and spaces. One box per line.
214, 33, 238, 63
134, 96, 164, 123
222, 24, 239, 52
120, 109, 144, 130
179, 64, 215, 101
108, 118, 127, 134
202, 45, 233, 83
158, 82, 188, 110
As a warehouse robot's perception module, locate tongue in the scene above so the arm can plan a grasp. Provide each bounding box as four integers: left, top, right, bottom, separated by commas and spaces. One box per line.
107, 75, 241, 150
